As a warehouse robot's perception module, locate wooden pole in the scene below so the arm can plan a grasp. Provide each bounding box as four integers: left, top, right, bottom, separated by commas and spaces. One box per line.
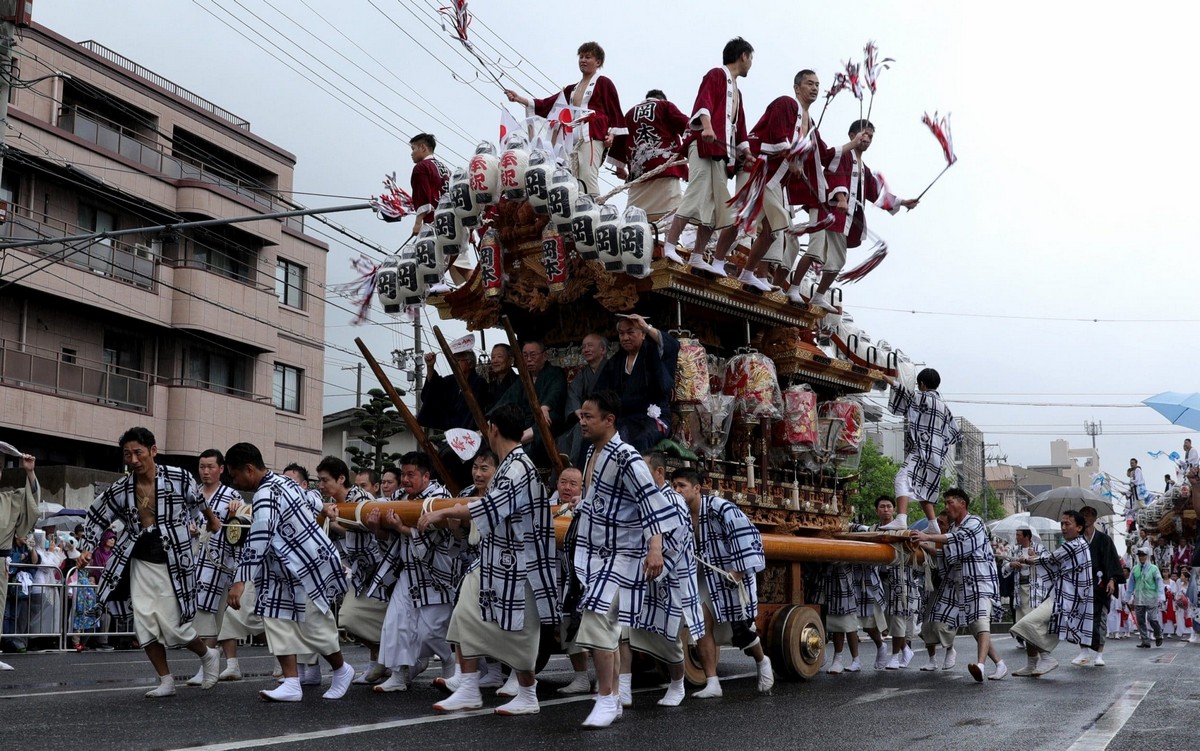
354, 337, 461, 495
433, 325, 489, 433
501, 316, 567, 474
332, 500, 903, 565
915, 163, 953, 201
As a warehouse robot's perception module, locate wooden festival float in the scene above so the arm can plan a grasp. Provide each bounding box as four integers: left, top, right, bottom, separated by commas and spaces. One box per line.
349, 140, 923, 681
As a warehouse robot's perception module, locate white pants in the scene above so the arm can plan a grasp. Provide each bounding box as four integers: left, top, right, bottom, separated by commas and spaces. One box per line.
379, 582, 453, 671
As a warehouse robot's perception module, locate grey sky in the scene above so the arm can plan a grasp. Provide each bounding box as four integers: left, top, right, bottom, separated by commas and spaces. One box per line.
31, 1, 1196, 497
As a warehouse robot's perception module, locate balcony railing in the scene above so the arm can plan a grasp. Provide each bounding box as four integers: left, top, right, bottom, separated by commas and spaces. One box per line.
56, 104, 304, 232
0, 339, 150, 413
1, 207, 157, 290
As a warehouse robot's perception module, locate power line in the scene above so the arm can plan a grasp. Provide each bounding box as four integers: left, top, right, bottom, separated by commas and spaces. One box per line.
852, 304, 1200, 324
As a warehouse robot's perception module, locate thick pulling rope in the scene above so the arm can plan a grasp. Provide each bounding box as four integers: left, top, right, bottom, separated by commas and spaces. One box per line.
595, 155, 687, 204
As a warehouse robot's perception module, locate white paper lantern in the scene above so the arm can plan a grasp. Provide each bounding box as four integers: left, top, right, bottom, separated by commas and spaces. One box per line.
595, 203, 623, 273
547, 167, 580, 232
524, 150, 553, 215
375, 255, 403, 315
432, 194, 465, 259
448, 168, 481, 228
498, 138, 530, 201
620, 206, 653, 278
414, 226, 442, 288
397, 249, 425, 307
570, 195, 602, 261
467, 142, 500, 207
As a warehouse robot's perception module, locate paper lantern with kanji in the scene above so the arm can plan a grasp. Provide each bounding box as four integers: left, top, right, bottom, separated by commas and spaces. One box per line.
432, 194, 465, 259
547, 167, 579, 232
541, 223, 568, 293
395, 249, 425, 307
595, 203, 623, 273
414, 226, 442, 288
467, 142, 500, 208
619, 206, 653, 278
524, 150, 554, 215
570, 195, 602, 261
375, 255, 403, 315
498, 138, 530, 201
449, 168, 482, 228
478, 228, 504, 298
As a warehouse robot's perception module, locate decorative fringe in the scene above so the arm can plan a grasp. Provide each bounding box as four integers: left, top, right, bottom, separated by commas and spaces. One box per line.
838, 240, 888, 283
369, 173, 414, 222
347, 256, 382, 324
921, 111, 957, 165
785, 210, 835, 237
727, 155, 770, 233
863, 41, 894, 94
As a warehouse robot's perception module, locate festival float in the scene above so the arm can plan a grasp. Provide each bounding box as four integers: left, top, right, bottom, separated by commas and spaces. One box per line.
347, 29, 959, 682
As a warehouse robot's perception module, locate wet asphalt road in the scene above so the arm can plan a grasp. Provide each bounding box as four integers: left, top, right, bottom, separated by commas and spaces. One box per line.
2, 633, 1195, 750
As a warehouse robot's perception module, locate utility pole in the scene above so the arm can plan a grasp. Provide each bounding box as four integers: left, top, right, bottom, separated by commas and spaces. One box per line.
1084, 419, 1102, 451
980, 442, 1007, 522
412, 317, 424, 412
0, 1, 19, 190
340, 363, 363, 405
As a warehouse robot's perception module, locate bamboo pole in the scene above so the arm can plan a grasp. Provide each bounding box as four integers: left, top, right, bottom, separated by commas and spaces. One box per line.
432, 325, 489, 432
353, 337, 461, 495
500, 316, 567, 474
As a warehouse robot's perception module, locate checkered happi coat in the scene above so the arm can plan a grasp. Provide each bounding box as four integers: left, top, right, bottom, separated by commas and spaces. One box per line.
194, 484, 245, 613
634, 483, 704, 640
889, 383, 962, 503
367, 481, 459, 607
467, 447, 559, 631
82, 465, 205, 623
574, 434, 683, 626
233, 472, 346, 621
823, 562, 885, 618
929, 514, 1001, 628
336, 485, 386, 600
696, 494, 766, 623
1002, 540, 1051, 611
1039, 536, 1095, 644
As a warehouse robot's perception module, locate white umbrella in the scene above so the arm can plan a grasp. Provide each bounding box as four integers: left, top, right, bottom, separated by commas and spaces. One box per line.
36, 501, 64, 516
990, 512, 1060, 543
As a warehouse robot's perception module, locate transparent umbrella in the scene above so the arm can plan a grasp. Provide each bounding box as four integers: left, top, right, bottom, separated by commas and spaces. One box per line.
989, 512, 1060, 543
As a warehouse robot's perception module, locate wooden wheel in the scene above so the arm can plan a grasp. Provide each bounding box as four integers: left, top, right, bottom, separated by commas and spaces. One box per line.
769, 605, 824, 681
679, 625, 709, 687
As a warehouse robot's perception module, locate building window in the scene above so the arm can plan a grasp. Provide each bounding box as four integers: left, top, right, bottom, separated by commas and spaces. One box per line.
61, 348, 77, 365
183, 344, 250, 396
273, 363, 301, 413
275, 259, 306, 309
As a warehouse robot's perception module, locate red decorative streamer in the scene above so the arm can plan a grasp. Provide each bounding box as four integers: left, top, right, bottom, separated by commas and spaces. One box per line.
370, 173, 414, 222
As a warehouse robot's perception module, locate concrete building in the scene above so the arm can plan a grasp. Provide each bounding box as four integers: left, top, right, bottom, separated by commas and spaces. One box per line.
1035, 439, 1101, 489
0, 20, 328, 473
322, 408, 416, 469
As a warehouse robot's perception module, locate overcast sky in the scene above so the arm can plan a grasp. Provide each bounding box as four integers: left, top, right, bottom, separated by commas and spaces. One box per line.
32, 1, 1197, 499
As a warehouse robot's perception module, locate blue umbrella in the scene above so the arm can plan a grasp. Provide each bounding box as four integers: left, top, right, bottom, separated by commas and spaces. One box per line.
908, 517, 937, 532
1143, 391, 1200, 431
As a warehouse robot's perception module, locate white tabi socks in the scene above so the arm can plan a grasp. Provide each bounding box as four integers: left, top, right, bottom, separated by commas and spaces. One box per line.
495, 679, 540, 716
693, 675, 722, 698
618, 673, 633, 707
434, 671, 484, 712
145, 674, 177, 698
657, 678, 686, 707
260, 677, 302, 702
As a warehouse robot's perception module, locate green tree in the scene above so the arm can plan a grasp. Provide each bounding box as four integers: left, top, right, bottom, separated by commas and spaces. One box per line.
344, 388, 406, 474
849, 438, 901, 524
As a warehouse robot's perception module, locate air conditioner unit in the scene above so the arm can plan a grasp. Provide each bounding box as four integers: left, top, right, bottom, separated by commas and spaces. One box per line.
132, 243, 156, 260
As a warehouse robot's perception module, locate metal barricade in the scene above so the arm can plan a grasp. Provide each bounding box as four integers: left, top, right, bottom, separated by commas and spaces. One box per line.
62, 565, 136, 650
2, 562, 67, 651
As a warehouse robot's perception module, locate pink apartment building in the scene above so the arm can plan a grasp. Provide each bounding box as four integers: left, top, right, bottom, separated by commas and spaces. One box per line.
0, 19, 327, 475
